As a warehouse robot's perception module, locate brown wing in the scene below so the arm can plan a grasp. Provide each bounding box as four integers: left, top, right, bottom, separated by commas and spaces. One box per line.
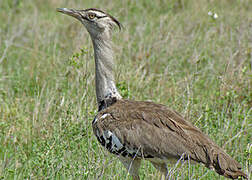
92, 99, 247, 179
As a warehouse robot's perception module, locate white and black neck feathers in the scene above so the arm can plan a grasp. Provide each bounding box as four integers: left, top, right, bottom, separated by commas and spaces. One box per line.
91, 31, 122, 111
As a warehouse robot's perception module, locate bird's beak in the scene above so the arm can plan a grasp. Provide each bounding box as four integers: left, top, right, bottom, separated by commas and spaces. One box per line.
57, 8, 82, 20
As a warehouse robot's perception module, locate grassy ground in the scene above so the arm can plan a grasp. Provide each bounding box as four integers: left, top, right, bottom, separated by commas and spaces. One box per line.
0, 0, 251, 179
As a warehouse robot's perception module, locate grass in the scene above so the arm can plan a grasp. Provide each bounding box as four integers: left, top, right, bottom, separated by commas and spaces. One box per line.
0, 0, 251, 179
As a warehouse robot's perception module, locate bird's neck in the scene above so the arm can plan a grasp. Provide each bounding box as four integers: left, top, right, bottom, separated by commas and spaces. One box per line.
91, 33, 122, 111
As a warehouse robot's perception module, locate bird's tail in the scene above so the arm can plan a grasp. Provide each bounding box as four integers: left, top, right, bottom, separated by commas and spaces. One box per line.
202, 145, 248, 179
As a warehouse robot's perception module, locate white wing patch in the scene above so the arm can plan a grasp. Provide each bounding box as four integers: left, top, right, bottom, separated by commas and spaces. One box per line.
103, 130, 123, 151
96, 129, 147, 158
92, 113, 110, 125
101, 113, 109, 119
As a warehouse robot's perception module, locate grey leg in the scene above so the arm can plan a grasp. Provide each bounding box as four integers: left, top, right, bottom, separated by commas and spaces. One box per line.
118, 156, 141, 180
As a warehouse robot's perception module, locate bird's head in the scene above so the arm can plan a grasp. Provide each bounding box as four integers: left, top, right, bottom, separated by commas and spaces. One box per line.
57, 8, 121, 38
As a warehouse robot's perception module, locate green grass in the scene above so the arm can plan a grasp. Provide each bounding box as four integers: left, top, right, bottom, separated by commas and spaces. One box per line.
0, 0, 251, 179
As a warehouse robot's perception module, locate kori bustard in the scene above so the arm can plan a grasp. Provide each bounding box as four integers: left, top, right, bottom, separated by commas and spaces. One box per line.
57, 8, 248, 179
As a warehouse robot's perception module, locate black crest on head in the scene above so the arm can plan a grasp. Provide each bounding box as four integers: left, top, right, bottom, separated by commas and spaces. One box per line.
84, 8, 122, 30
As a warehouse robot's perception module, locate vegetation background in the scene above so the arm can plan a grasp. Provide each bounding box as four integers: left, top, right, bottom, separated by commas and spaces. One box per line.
0, 0, 251, 179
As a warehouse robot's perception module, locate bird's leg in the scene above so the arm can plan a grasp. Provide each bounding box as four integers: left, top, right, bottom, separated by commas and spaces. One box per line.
118, 156, 141, 180
150, 162, 168, 180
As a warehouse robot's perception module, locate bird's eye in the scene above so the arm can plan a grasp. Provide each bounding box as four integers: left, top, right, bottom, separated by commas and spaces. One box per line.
88, 13, 96, 19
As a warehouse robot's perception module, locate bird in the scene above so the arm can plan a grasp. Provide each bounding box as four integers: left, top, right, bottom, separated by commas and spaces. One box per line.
57, 8, 248, 180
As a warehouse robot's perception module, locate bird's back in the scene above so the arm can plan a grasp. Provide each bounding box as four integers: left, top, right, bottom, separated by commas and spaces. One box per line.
92, 99, 247, 179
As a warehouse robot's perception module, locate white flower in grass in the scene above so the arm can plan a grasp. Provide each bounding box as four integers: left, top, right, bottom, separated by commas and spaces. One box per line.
208, 11, 218, 20
213, 13, 218, 19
